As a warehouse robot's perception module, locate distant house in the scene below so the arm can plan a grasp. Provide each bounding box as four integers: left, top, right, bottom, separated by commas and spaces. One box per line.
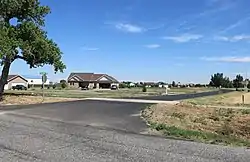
157, 82, 166, 88
3, 75, 28, 90
67, 73, 119, 89
158, 84, 164, 88
24, 75, 50, 87
144, 82, 156, 88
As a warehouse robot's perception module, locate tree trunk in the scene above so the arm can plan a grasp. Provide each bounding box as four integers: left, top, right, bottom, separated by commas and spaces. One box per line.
0, 61, 11, 101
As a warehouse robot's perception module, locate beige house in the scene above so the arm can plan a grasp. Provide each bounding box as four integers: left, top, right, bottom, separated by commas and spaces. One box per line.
67, 73, 119, 89
4, 75, 28, 90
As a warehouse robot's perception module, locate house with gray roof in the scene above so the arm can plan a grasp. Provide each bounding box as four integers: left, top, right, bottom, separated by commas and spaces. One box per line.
67, 73, 119, 89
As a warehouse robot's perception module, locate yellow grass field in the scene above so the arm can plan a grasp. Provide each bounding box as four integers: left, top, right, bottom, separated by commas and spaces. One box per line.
185, 91, 250, 106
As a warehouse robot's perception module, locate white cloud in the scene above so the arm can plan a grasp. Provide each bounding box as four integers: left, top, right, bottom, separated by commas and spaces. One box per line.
115, 23, 144, 33
144, 44, 160, 49
163, 34, 203, 43
214, 36, 230, 41
220, 16, 250, 33
215, 35, 250, 42
201, 56, 250, 63
81, 47, 99, 51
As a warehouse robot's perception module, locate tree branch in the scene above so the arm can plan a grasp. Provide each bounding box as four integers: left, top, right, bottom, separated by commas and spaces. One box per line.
13, 55, 24, 60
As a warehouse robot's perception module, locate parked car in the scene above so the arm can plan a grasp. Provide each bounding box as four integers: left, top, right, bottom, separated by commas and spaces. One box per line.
12, 85, 27, 90
111, 85, 118, 90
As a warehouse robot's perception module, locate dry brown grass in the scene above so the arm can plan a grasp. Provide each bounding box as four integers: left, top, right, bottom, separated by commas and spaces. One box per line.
142, 103, 250, 140
1, 95, 80, 105
222, 92, 250, 105
184, 91, 250, 106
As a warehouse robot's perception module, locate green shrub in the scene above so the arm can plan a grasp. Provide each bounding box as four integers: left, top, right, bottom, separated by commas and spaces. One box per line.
119, 83, 127, 88
142, 86, 147, 92
241, 109, 250, 115
155, 123, 166, 131
61, 82, 67, 89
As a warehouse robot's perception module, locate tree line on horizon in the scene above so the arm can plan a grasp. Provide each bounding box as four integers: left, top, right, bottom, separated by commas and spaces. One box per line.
209, 73, 248, 89
119, 73, 248, 89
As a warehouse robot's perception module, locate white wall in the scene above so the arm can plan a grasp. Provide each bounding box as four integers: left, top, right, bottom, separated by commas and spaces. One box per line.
4, 84, 9, 90
27, 78, 50, 85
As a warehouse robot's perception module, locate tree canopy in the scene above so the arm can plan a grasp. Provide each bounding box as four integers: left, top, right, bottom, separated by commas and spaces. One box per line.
0, 0, 65, 99
233, 74, 244, 88
209, 73, 224, 88
209, 73, 246, 89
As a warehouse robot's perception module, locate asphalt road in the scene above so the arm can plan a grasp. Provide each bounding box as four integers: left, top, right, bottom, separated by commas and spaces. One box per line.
0, 100, 249, 161
134, 89, 233, 101
7, 100, 149, 134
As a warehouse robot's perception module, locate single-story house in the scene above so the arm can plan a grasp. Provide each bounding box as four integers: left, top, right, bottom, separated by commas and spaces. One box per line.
24, 75, 51, 87
143, 82, 157, 88
3, 75, 28, 90
67, 73, 119, 89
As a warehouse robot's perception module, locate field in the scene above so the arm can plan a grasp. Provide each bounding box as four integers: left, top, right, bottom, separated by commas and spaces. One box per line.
168, 87, 214, 94
184, 91, 250, 106
142, 103, 250, 147
0, 87, 212, 105
4, 88, 165, 99
4, 87, 213, 99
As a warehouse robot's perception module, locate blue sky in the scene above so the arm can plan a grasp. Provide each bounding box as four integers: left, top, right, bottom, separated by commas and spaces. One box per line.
8, 0, 250, 83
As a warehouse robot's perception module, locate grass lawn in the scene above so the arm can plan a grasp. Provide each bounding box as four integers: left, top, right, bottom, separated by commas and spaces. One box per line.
4, 88, 165, 98
142, 103, 250, 147
1, 87, 214, 105
168, 87, 215, 94
183, 91, 250, 106
4, 87, 212, 99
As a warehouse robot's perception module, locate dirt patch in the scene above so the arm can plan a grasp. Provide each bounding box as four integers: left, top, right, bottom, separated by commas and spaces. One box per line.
1, 95, 80, 105
142, 103, 250, 141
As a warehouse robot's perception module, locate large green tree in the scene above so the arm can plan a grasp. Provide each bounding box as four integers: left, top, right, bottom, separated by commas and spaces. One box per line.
209, 73, 224, 88
233, 74, 244, 88
0, 0, 66, 100
222, 76, 233, 88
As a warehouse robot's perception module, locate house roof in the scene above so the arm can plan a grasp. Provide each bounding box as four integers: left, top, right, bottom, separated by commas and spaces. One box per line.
144, 82, 156, 85
2, 75, 28, 82
68, 73, 119, 83
7, 75, 18, 81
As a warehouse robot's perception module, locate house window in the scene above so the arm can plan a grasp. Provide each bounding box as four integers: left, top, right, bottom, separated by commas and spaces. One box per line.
70, 82, 74, 86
